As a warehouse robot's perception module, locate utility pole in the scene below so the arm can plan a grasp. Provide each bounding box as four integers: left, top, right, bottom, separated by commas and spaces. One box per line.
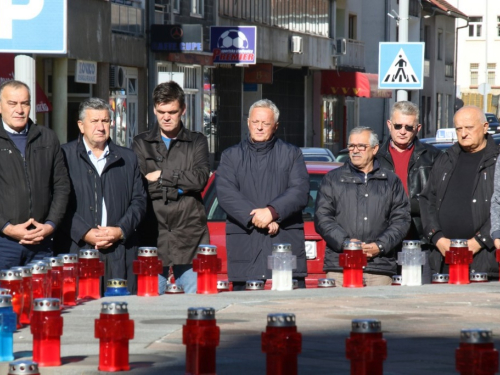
397, 0, 409, 102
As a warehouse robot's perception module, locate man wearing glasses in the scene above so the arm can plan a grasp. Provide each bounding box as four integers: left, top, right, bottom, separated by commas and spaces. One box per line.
420, 105, 499, 279
377, 101, 440, 283
315, 127, 410, 286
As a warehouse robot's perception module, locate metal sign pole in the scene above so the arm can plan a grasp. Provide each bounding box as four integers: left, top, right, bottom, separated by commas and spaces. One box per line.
397, 0, 409, 102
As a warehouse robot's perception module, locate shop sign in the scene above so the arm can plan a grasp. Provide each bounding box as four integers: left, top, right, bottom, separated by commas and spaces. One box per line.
151, 25, 203, 53
75, 60, 97, 84
210, 26, 256, 64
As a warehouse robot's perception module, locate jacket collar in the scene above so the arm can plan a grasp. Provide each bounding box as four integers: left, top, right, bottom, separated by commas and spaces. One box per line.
447, 134, 498, 160
0, 115, 40, 141
76, 135, 122, 167
143, 121, 193, 143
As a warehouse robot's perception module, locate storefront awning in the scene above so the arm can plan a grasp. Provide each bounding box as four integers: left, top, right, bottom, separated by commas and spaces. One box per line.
0, 53, 52, 113
321, 71, 392, 99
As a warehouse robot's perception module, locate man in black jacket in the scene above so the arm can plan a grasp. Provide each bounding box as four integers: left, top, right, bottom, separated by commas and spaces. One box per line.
54, 98, 147, 293
0, 80, 70, 270
420, 106, 499, 278
315, 127, 410, 286
216, 99, 309, 290
377, 101, 440, 283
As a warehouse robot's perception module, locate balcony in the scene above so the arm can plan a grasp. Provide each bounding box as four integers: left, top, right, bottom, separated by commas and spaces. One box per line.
111, 1, 144, 36
337, 39, 365, 70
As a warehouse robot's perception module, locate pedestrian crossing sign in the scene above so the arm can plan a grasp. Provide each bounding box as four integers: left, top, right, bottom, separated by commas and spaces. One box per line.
378, 42, 424, 90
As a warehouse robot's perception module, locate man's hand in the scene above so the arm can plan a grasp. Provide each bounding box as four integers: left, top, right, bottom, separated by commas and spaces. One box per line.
145, 170, 161, 182
83, 226, 123, 249
268, 222, 279, 235
4, 219, 54, 245
436, 237, 451, 257
250, 208, 273, 228
362, 242, 380, 258
467, 237, 482, 255
494, 239, 500, 250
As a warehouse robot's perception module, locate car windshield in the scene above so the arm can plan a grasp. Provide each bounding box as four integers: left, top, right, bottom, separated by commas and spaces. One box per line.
204, 173, 326, 222
486, 114, 499, 123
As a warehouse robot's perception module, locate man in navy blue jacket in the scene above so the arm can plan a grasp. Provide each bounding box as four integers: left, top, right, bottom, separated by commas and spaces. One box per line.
54, 98, 147, 293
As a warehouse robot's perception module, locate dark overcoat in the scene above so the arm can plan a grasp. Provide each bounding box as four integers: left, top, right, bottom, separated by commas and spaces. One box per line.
216, 137, 309, 281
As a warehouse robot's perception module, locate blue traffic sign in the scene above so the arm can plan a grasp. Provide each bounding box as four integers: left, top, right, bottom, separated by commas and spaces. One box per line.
0, 0, 67, 53
378, 43, 424, 90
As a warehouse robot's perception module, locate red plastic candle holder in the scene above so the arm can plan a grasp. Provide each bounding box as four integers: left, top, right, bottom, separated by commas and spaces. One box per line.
445, 240, 473, 285
183, 307, 220, 375
346, 319, 387, 375
30, 298, 63, 367
10, 267, 32, 326
456, 329, 499, 375
29, 263, 50, 302
44, 257, 64, 302
95, 301, 134, 372
133, 247, 163, 296
60, 254, 79, 306
339, 241, 367, 288
78, 249, 104, 300
0, 269, 24, 329
192, 245, 221, 294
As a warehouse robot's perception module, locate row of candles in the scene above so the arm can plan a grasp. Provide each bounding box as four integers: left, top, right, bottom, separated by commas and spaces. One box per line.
4, 305, 499, 375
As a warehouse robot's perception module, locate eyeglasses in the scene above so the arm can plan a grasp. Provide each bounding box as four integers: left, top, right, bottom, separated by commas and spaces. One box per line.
347, 143, 371, 151
391, 122, 416, 132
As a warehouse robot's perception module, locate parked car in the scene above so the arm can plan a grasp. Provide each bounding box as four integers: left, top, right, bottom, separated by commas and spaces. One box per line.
300, 147, 336, 162
486, 113, 500, 134
202, 161, 343, 287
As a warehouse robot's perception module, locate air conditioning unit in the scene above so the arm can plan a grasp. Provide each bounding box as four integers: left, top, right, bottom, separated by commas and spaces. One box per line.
110, 65, 126, 89
290, 36, 303, 54
332, 38, 347, 56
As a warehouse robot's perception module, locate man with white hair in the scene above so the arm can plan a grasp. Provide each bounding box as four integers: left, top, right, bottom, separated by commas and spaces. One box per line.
315, 126, 410, 286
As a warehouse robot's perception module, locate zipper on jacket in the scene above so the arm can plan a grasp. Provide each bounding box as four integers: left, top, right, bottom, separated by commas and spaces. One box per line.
442, 172, 447, 181
22, 154, 33, 218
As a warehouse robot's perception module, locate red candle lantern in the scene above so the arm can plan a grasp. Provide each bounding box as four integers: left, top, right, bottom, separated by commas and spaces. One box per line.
30, 298, 63, 367
192, 245, 221, 294
339, 241, 367, 288
28, 262, 52, 298
132, 247, 163, 296
0, 269, 24, 329
95, 301, 134, 372
8, 361, 40, 375
261, 313, 302, 375
60, 254, 78, 306
78, 249, 104, 300
445, 239, 473, 285
44, 257, 64, 302
29, 263, 49, 301
346, 319, 387, 375
165, 284, 185, 294
456, 329, 499, 375
182, 307, 220, 375
10, 267, 32, 326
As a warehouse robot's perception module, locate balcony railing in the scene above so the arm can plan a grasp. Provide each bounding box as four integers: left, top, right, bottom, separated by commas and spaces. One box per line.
337, 39, 365, 70
111, 2, 144, 36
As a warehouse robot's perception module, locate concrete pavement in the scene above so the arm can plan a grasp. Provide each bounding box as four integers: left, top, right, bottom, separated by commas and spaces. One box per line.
1, 282, 500, 374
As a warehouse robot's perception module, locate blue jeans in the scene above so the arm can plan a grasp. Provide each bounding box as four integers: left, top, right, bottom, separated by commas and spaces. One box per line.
159, 265, 197, 294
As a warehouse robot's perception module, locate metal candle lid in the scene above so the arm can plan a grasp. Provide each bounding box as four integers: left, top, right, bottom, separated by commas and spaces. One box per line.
450, 239, 468, 248
197, 244, 217, 255
0, 288, 11, 295
100, 301, 129, 315
187, 307, 215, 320
392, 275, 403, 285
402, 240, 421, 250
166, 283, 184, 294
31, 261, 51, 270
470, 272, 488, 282
0, 269, 22, 281
33, 298, 60, 312
432, 273, 449, 283
79, 249, 100, 259
246, 280, 265, 290
60, 254, 78, 264
317, 278, 336, 287
30, 264, 48, 275
138, 247, 158, 257
107, 279, 128, 288
0, 295, 12, 308
272, 243, 292, 253
8, 361, 40, 375
343, 240, 362, 251
43, 257, 64, 267
292, 279, 298, 289
267, 313, 296, 327
460, 329, 493, 344
352, 319, 382, 333
10, 266, 32, 277
217, 280, 229, 290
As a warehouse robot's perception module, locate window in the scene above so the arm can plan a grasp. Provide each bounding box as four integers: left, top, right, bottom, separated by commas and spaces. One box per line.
436, 94, 442, 129
191, 0, 203, 17
424, 26, 430, 60
469, 17, 483, 37
470, 63, 479, 86
488, 63, 496, 86
498, 17, 500, 37
172, 0, 180, 13
437, 29, 443, 60
348, 14, 357, 39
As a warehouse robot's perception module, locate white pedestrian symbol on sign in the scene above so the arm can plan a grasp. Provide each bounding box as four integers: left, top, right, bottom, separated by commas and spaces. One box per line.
383, 48, 420, 84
